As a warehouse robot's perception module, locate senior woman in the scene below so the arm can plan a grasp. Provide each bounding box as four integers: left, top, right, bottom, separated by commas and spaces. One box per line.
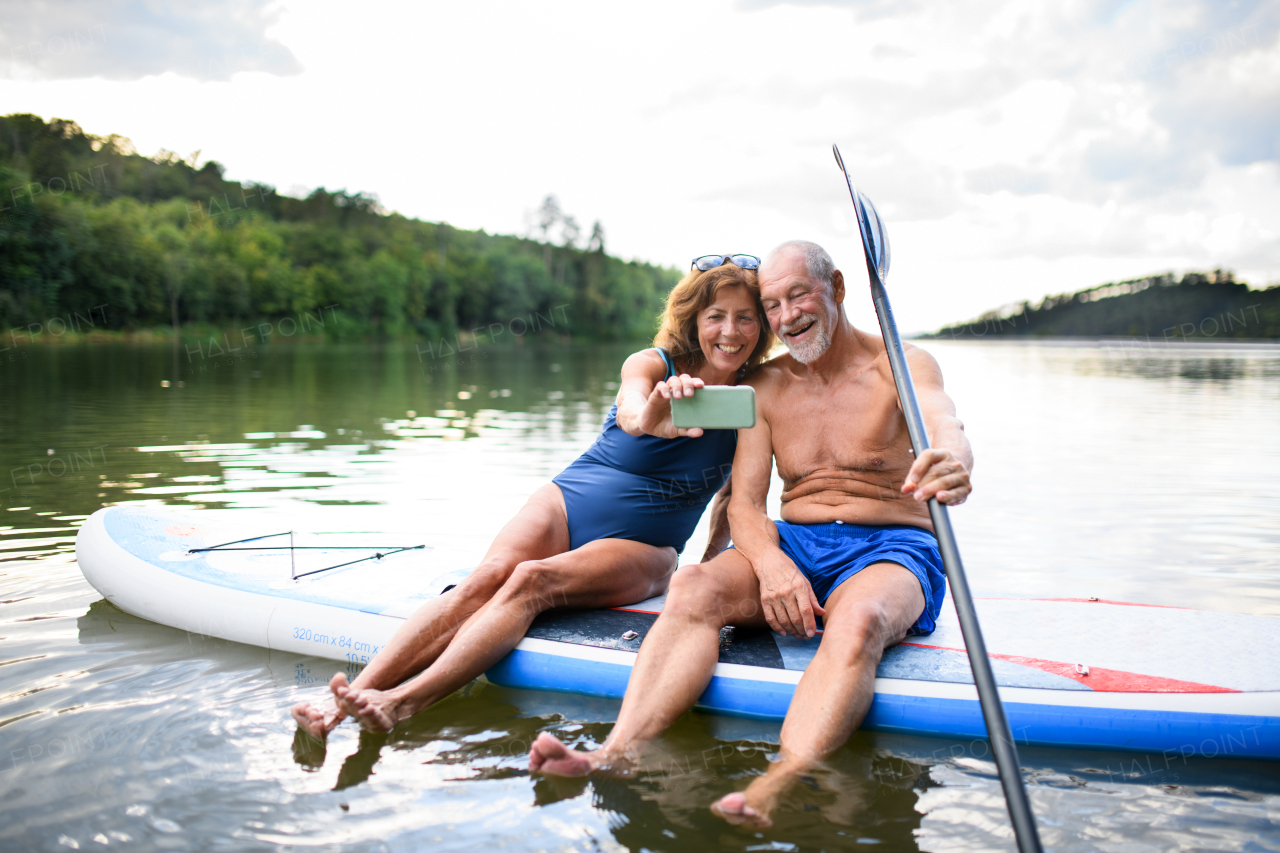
293, 254, 775, 736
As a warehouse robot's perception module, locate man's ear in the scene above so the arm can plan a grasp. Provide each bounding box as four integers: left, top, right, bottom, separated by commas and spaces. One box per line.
830, 269, 845, 304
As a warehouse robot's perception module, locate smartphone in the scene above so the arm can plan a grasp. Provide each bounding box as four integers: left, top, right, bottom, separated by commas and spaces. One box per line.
670, 385, 756, 429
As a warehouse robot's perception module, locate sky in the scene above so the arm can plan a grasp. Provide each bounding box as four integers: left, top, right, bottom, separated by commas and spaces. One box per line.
2, 0, 1277, 332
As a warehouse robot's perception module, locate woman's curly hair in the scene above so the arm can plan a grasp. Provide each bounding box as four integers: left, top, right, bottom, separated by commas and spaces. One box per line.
653, 263, 774, 375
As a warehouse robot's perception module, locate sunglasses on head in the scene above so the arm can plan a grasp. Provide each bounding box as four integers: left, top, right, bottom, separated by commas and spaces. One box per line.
691, 254, 761, 272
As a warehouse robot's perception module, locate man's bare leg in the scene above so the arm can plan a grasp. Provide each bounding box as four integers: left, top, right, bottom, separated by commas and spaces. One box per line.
711, 562, 925, 827
291, 484, 573, 737
530, 549, 767, 776
333, 536, 677, 730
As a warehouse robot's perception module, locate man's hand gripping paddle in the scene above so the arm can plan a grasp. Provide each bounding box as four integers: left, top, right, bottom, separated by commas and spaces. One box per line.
832, 144, 1043, 853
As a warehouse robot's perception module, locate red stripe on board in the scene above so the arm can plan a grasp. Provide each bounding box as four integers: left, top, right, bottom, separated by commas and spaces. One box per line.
976, 597, 1187, 609
620, 598, 1189, 615
901, 642, 1239, 694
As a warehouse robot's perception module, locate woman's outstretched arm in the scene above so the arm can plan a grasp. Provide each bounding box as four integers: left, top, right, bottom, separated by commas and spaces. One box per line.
615, 348, 705, 438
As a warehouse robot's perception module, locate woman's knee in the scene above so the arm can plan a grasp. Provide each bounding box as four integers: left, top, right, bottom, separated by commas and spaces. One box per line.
650, 547, 679, 582
458, 560, 514, 600
498, 559, 567, 613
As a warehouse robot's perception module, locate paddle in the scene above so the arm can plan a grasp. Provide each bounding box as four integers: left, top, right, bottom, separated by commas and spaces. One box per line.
832, 144, 1043, 853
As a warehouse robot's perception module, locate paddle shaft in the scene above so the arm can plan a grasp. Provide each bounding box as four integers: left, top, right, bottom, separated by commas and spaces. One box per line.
868, 273, 1043, 853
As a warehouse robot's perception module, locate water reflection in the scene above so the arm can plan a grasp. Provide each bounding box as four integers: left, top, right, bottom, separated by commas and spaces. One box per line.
1056, 340, 1280, 382
1104, 354, 1249, 381
1, 341, 1278, 852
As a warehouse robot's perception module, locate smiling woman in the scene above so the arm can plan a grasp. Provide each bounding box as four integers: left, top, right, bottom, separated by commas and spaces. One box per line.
654, 257, 775, 376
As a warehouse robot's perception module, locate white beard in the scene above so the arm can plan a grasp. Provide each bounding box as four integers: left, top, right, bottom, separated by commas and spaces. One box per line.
779, 312, 831, 364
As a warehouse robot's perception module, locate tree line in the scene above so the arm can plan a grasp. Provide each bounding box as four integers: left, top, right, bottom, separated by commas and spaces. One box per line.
927, 271, 1280, 341
0, 113, 678, 342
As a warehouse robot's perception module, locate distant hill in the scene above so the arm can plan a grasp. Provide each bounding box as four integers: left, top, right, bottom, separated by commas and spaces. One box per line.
0, 113, 678, 341
926, 271, 1280, 342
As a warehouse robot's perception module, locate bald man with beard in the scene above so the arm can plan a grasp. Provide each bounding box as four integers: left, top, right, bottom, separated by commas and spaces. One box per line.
530, 240, 973, 827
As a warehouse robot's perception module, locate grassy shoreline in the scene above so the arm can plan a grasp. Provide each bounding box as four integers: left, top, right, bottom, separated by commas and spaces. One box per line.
0, 322, 604, 349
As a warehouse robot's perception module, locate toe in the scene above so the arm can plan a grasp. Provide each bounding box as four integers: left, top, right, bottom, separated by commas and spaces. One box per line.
534, 732, 562, 755
712, 792, 747, 815
712, 792, 769, 827
527, 733, 598, 778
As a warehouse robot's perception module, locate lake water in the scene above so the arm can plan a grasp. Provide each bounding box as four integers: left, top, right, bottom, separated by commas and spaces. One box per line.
1, 338, 1278, 852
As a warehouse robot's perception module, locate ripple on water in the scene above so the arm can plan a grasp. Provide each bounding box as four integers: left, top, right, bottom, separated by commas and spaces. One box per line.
916, 762, 1280, 852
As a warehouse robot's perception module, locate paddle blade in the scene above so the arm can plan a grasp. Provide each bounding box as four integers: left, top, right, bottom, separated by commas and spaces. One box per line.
858, 190, 891, 284
832, 143, 892, 286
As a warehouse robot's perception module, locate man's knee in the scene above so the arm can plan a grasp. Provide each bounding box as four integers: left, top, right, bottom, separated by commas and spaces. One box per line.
667, 563, 750, 626
823, 603, 898, 661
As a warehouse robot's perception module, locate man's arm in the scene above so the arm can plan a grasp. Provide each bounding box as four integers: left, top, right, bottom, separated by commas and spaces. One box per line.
700, 477, 732, 563
727, 389, 825, 639
900, 347, 973, 506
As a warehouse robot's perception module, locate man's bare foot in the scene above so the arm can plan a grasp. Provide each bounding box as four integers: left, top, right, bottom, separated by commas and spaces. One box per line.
710, 791, 773, 828
528, 732, 605, 777
290, 696, 345, 739
329, 673, 408, 732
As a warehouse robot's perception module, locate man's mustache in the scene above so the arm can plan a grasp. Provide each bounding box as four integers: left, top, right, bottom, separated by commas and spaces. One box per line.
778, 313, 821, 338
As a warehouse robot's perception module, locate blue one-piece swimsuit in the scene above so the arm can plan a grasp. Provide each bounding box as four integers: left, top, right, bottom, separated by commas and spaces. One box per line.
553, 348, 736, 554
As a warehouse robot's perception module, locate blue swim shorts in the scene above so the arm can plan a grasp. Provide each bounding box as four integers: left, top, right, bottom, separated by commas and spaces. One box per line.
774, 521, 947, 636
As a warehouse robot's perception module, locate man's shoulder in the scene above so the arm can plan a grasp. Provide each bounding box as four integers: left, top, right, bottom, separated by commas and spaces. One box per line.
856, 330, 937, 372
745, 353, 796, 393
902, 340, 940, 370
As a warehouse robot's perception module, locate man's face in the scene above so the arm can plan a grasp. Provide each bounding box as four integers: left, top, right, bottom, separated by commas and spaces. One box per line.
759, 250, 838, 364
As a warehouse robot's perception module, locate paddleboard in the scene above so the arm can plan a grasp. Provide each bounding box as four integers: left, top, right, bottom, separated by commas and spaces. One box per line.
75, 506, 1280, 759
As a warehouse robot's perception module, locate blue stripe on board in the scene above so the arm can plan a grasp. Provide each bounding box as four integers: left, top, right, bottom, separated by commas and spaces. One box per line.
865, 694, 1280, 760
485, 649, 1280, 760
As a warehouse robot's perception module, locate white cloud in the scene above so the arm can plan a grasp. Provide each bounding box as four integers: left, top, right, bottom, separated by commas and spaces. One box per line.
0, 0, 300, 81
0, 0, 1275, 331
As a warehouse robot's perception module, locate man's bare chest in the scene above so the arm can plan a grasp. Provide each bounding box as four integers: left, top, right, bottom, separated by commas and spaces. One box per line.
766, 380, 911, 480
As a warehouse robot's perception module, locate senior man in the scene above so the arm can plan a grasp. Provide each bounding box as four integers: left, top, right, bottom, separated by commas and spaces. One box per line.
530, 240, 973, 826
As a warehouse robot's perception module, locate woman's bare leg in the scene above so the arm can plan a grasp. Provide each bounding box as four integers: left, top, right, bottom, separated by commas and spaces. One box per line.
333, 536, 677, 731
291, 483, 573, 737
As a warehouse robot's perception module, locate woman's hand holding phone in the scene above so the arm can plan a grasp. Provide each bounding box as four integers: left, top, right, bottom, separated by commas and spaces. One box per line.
639, 374, 705, 438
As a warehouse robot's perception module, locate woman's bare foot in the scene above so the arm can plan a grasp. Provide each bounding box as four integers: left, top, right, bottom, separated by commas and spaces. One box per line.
329, 673, 410, 732
710, 791, 773, 828
528, 732, 610, 777
290, 696, 345, 739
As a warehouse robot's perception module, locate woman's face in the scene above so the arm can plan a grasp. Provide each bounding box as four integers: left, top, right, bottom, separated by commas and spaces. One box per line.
696, 285, 762, 376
